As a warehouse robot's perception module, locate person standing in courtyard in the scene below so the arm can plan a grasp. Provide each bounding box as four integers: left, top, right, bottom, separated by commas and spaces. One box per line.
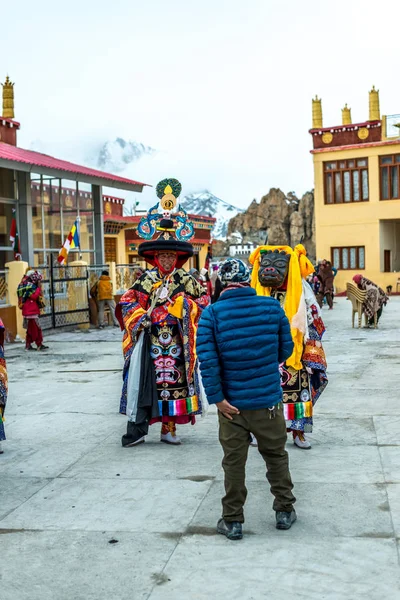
316, 260, 335, 309
92, 271, 119, 328
0, 319, 8, 454
197, 258, 296, 540
353, 274, 389, 326
117, 179, 210, 447
17, 269, 48, 351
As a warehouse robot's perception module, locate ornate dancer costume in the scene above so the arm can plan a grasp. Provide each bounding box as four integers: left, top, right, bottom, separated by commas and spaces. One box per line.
0, 320, 8, 449
116, 179, 209, 446
249, 244, 328, 438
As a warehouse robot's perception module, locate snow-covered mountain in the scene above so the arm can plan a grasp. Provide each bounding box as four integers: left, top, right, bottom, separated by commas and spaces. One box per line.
180, 191, 243, 240
97, 138, 154, 172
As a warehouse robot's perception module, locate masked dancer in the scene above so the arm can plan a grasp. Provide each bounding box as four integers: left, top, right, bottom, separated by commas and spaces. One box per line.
116, 179, 210, 447
249, 244, 328, 449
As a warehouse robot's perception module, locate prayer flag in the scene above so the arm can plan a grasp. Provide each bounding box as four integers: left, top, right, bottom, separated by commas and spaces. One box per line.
57, 219, 80, 265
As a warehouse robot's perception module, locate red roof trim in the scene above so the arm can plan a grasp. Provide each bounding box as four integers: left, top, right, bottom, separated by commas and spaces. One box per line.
309, 120, 381, 134
124, 238, 210, 247
0, 117, 21, 129
102, 195, 125, 203
104, 215, 138, 224
30, 182, 125, 203
311, 138, 400, 154
104, 214, 216, 224
0, 142, 150, 189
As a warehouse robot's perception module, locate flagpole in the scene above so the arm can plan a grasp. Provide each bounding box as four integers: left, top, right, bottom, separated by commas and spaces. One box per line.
77, 216, 82, 260
76, 181, 82, 261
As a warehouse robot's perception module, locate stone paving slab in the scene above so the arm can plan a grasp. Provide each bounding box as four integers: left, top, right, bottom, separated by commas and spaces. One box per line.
0, 477, 50, 520
7, 378, 122, 415
146, 536, 400, 600
309, 416, 377, 445
60, 438, 224, 481
0, 477, 212, 533
374, 416, 400, 445
0, 531, 177, 600
4, 413, 122, 445
379, 446, 400, 483
0, 441, 100, 478
190, 480, 394, 539
317, 388, 400, 416
386, 484, 400, 537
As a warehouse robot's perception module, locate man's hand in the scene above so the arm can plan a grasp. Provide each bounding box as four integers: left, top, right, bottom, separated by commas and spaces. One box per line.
216, 399, 240, 420
143, 315, 152, 329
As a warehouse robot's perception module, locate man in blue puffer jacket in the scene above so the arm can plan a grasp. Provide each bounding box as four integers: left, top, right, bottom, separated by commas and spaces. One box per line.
197, 258, 296, 540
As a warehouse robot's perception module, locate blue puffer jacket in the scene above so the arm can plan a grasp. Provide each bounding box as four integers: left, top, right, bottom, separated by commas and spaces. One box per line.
197, 286, 294, 410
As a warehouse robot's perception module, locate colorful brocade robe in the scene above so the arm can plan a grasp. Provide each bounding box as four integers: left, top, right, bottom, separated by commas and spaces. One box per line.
0, 320, 8, 442
275, 283, 328, 432
118, 268, 209, 422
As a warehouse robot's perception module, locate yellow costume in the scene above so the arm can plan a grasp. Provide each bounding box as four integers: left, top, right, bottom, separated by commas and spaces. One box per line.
249, 244, 314, 370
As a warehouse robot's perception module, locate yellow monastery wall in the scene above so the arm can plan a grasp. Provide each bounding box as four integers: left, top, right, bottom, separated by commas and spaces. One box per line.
313, 143, 400, 293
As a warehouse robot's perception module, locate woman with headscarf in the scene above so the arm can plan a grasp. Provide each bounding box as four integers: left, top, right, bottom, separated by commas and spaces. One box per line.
353, 274, 389, 326
17, 269, 48, 351
0, 319, 8, 454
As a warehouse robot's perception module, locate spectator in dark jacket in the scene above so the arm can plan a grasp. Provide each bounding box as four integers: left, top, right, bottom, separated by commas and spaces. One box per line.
316, 260, 334, 309
197, 258, 296, 540
211, 276, 223, 304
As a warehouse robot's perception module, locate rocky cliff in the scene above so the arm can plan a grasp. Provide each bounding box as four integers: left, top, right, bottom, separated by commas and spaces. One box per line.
226, 188, 315, 260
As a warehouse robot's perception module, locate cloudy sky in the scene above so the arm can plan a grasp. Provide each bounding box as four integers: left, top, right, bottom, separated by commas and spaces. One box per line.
1, 0, 400, 209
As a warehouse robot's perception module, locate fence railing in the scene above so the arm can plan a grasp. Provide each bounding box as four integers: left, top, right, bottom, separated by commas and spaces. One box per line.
0, 269, 9, 306
115, 264, 139, 295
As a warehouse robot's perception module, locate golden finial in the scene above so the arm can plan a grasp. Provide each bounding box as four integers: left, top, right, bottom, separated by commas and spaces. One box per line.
369, 86, 380, 121
342, 104, 352, 125
312, 95, 323, 128
2, 75, 15, 119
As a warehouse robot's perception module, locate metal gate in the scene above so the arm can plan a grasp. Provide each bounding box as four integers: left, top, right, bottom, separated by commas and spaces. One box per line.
40, 261, 90, 330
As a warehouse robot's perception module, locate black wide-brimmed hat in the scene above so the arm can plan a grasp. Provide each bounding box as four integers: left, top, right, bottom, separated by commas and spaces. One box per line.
137, 179, 195, 267
138, 219, 194, 267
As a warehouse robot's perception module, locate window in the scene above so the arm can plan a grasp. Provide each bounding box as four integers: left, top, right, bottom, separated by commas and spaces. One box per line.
331, 246, 365, 270
324, 159, 369, 204
380, 155, 400, 200
105, 237, 117, 263
31, 177, 95, 266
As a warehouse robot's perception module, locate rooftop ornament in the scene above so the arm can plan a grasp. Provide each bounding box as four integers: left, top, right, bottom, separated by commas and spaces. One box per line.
1, 76, 15, 119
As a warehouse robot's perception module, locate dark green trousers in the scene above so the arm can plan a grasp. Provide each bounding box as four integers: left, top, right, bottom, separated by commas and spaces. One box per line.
218, 404, 296, 523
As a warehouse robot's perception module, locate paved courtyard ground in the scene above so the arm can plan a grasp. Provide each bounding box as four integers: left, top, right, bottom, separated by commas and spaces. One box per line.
1, 296, 400, 600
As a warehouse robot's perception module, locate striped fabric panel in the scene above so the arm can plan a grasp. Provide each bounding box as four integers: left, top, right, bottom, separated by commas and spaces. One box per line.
158, 396, 200, 417
283, 400, 313, 421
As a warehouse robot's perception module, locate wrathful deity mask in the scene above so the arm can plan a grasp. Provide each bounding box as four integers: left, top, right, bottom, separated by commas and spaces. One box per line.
258, 250, 290, 288
151, 326, 183, 385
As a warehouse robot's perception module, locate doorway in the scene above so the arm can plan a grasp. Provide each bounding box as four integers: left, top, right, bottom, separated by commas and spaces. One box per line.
384, 249, 391, 273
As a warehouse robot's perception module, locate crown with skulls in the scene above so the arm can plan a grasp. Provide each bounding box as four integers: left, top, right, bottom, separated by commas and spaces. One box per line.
137, 178, 195, 243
